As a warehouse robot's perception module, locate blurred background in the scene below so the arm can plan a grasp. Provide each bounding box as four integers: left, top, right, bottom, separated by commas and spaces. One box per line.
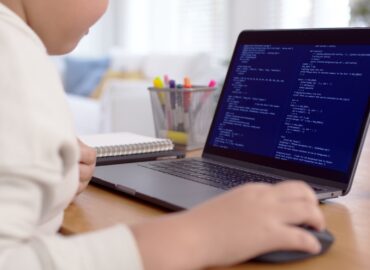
62, 0, 370, 137
73, 0, 361, 58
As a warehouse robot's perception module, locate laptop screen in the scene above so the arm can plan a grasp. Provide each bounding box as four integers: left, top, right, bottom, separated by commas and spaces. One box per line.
204, 29, 370, 184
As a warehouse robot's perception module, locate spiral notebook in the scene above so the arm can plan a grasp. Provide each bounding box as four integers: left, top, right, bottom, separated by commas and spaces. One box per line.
80, 132, 184, 166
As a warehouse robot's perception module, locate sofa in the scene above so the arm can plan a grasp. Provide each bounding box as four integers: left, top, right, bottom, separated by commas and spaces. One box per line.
61, 50, 226, 137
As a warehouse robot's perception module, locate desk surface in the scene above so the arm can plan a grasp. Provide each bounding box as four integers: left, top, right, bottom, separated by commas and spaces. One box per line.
63, 131, 370, 270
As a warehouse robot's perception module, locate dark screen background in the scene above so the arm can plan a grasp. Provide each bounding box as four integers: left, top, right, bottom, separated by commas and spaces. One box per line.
208, 44, 370, 174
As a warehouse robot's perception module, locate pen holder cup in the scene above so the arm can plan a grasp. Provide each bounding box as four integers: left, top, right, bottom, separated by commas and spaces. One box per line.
148, 86, 216, 150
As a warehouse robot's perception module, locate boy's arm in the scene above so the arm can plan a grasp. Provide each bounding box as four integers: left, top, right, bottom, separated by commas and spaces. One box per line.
0, 27, 143, 269
131, 181, 325, 270
0, 172, 143, 270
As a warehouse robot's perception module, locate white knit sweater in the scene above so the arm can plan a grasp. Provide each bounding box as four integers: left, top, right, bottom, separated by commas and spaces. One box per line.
0, 4, 143, 270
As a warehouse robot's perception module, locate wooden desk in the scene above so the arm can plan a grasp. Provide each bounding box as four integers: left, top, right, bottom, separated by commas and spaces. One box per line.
63, 131, 370, 270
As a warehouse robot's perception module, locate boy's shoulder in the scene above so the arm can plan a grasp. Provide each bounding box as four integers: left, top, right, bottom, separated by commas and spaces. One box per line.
0, 5, 56, 96
0, 4, 45, 53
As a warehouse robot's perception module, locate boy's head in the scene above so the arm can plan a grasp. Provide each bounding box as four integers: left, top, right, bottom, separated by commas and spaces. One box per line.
1, 0, 109, 55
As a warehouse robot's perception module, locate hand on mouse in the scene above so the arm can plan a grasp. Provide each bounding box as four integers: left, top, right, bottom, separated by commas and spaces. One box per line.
131, 181, 325, 270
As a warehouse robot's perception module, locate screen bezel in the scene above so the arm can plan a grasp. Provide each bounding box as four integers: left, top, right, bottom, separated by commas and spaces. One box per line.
203, 28, 370, 186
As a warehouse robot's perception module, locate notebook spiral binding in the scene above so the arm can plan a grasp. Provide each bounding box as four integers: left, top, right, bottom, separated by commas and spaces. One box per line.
95, 139, 174, 157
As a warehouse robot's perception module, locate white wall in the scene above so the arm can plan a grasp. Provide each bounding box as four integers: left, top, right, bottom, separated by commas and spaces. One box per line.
70, 2, 119, 56
228, 0, 280, 54
70, 0, 351, 58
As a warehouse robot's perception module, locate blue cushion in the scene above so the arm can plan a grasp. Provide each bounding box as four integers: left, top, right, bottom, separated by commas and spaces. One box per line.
64, 56, 110, 96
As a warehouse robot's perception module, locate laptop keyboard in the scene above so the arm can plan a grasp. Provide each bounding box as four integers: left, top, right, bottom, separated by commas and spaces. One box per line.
140, 159, 283, 190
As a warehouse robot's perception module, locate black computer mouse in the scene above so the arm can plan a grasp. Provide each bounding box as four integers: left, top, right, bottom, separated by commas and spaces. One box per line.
253, 226, 334, 263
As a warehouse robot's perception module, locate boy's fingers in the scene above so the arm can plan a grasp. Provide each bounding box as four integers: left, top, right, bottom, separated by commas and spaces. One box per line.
79, 163, 94, 182
274, 181, 317, 204
77, 139, 97, 165
80, 145, 96, 165
275, 226, 322, 254
279, 201, 325, 231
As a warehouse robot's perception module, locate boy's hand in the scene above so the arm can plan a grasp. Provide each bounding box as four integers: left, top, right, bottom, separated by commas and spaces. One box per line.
131, 181, 325, 270
185, 181, 324, 268
76, 139, 96, 196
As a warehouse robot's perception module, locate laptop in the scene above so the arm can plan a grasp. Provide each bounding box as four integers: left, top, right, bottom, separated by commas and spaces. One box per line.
93, 28, 370, 210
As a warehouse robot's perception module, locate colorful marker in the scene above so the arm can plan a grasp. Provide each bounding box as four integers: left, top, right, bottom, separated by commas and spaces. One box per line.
164, 74, 170, 87
169, 79, 176, 89
208, 79, 217, 88
183, 77, 192, 112
183, 77, 192, 132
153, 76, 166, 116
184, 77, 192, 88
193, 79, 217, 121
153, 76, 164, 88
168, 80, 179, 130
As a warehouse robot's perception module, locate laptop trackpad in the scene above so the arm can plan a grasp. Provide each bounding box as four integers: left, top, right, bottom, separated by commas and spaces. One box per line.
93, 163, 224, 210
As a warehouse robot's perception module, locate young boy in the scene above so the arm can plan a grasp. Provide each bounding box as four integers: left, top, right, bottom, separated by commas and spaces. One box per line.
0, 0, 325, 269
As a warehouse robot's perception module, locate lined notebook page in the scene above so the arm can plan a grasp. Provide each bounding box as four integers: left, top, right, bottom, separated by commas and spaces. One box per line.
80, 132, 174, 157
